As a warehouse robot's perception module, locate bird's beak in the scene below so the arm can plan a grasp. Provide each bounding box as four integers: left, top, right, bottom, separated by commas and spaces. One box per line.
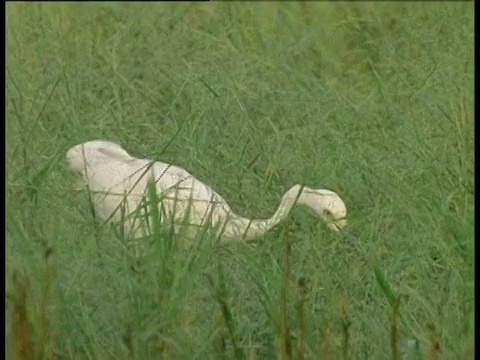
335, 218, 347, 229
329, 218, 347, 232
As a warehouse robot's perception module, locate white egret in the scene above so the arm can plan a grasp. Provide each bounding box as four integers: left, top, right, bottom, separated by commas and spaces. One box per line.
66, 140, 347, 243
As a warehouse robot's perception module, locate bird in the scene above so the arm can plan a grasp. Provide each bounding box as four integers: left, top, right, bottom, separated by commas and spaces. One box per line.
66, 140, 347, 244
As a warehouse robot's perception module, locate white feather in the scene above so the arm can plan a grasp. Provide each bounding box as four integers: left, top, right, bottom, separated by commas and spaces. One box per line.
66, 140, 347, 243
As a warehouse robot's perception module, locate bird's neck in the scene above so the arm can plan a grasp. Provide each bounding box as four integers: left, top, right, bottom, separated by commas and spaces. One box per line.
218, 185, 305, 241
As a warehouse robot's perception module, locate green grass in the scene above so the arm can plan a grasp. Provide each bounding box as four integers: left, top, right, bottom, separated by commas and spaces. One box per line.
6, 2, 474, 359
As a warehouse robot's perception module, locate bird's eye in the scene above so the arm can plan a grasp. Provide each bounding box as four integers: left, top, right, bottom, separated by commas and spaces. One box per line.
323, 209, 332, 217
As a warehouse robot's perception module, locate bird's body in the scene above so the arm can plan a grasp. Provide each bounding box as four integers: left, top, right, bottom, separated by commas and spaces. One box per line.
66, 140, 347, 243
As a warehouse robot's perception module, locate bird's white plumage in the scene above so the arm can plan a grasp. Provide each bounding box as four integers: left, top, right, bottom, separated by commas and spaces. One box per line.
66, 140, 347, 243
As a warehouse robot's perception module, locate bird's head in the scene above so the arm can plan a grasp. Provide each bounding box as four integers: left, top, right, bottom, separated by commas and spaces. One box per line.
300, 187, 347, 232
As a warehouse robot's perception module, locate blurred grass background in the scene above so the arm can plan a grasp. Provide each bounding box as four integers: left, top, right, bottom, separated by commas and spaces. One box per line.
6, 2, 473, 359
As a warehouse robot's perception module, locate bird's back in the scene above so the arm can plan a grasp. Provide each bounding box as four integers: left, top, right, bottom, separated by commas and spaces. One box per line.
82, 153, 231, 238
148, 161, 231, 230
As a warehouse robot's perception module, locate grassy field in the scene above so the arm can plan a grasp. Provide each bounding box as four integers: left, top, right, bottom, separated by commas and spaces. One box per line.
6, 3, 474, 359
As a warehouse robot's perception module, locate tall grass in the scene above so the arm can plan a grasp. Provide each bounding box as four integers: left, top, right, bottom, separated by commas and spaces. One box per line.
6, 2, 474, 359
